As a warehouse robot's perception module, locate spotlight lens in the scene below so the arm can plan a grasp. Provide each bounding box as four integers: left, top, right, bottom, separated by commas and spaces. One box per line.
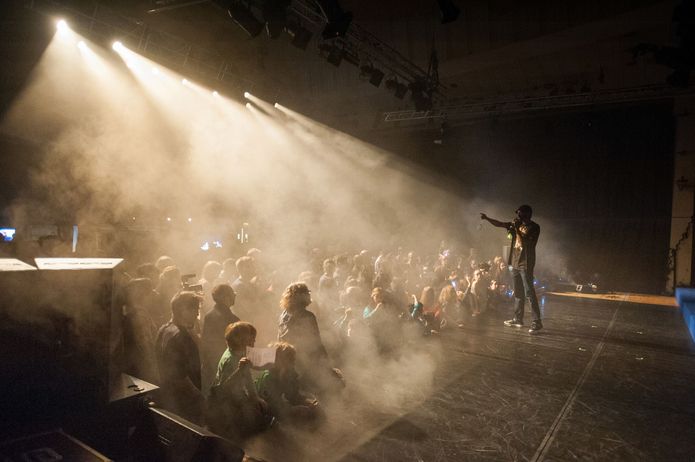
112, 41, 123, 51
244, 91, 251, 99
56, 19, 68, 32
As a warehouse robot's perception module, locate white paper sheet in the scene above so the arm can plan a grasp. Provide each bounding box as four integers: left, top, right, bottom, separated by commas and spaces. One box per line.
245, 346, 276, 367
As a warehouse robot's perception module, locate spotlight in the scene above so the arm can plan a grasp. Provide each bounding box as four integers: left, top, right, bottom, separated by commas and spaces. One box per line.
212, 90, 219, 97
273, 102, 279, 108
182, 78, 188, 85
245, 102, 252, 109
166, 217, 172, 222
56, 19, 69, 32
385, 78, 407, 99
317, 0, 353, 38
437, 0, 461, 24
285, 20, 312, 50
112, 41, 123, 51
187, 217, 192, 223
77, 40, 87, 49
244, 91, 251, 99
360, 64, 384, 87
409, 79, 433, 111
319, 43, 343, 67
228, 1, 264, 38
151, 67, 159, 75
263, 0, 291, 39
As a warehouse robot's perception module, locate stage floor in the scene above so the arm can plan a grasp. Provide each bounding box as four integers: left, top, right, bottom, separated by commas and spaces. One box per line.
246, 294, 695, 462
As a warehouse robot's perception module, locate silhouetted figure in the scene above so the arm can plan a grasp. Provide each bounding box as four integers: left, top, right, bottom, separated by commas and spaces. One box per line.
481, 205, 542, 333
154, 291, 204, 423
201, 284, 239, 395
278, 282, 345, 395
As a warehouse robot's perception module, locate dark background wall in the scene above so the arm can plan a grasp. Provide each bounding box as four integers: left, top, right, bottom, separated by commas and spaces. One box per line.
369, 104, 675, 294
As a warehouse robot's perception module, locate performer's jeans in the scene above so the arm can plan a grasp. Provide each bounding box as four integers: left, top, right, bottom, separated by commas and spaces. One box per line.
512, 268, 541, 323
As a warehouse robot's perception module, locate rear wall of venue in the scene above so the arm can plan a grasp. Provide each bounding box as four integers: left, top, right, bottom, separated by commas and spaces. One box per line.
368, 103, 675, 294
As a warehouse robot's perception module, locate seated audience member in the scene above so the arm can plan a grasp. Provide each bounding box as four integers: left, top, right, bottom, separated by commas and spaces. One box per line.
208, 322, 271, 441
278, 282, 345, 395
419, 286, 444, 332
438, 284, 460, 327
471, 265, 492, 316
255, 342, 321, 424
154, 291, 204, 423
201, 284, 239, 394
362, 287, 403, 354
122, 277, 158, 384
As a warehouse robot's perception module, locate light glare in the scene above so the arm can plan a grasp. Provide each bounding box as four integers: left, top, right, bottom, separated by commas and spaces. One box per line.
244, 91, 251, 99
56, 19, 69, 32
112, 41, 123, 51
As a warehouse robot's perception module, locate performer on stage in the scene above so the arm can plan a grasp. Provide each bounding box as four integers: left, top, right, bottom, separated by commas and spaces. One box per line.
480, 205, 543, 333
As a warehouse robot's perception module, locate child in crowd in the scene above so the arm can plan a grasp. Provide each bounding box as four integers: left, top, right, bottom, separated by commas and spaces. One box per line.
255, 342, 321, 424
207, 322, 272, 441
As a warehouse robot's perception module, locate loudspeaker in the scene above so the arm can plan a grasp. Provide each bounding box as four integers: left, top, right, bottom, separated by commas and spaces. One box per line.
130, 407, 245, 462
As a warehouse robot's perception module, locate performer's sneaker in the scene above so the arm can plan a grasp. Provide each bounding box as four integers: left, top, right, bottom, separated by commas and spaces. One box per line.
503, 319, 523, 327
528, 321, 543, 334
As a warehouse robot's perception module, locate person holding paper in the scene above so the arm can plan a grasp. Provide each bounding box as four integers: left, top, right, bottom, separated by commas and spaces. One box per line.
207, 321, 271, 441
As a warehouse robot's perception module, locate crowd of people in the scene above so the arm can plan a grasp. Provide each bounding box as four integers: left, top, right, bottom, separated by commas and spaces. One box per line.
118, 242, 522, 444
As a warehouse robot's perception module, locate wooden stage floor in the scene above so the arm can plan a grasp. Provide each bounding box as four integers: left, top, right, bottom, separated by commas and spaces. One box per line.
246, 293, 695, 462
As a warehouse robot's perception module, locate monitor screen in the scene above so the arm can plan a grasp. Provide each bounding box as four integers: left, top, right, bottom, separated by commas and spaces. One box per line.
0, 228, 16, 242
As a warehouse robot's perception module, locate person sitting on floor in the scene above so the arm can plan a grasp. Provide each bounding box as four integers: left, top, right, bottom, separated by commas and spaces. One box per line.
207, 321, 271, 441
255, 342, 321, 425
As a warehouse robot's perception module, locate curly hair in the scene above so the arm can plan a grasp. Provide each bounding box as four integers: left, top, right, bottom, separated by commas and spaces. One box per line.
279, 282, 310, 311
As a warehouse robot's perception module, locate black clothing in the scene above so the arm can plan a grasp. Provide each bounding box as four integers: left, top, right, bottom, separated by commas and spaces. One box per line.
155, 322, 202, 421
201, 304, 240, 394
508, 220, 540, 270
278, 308, 327, 365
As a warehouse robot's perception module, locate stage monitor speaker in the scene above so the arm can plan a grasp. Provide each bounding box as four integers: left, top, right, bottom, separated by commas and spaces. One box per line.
0, 258, 124, 433
131, 407, 245, 462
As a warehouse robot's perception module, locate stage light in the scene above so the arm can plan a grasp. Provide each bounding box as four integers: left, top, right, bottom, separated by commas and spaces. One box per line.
77, 40, 87, 50
187, 217, 192, 223
228, 2, 263, 38
274, 102, 279, 108
385, 78, 407, 99
151, 67, 159, 75
182, 78, 188, 85
263, 0, 291, 39
112, 41, 123, 51
285, 21, 312, 50
437, 0, 460, 24
244, 91, 251, 99
212, 90, 219, 97
166, 217, 172, 222
409, 80, 433, 111
245, 102, 252, 109
360, 64, 384, 87
319, 43, 343, 67
56, 19, 69, 32
318, 0, 352, 39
